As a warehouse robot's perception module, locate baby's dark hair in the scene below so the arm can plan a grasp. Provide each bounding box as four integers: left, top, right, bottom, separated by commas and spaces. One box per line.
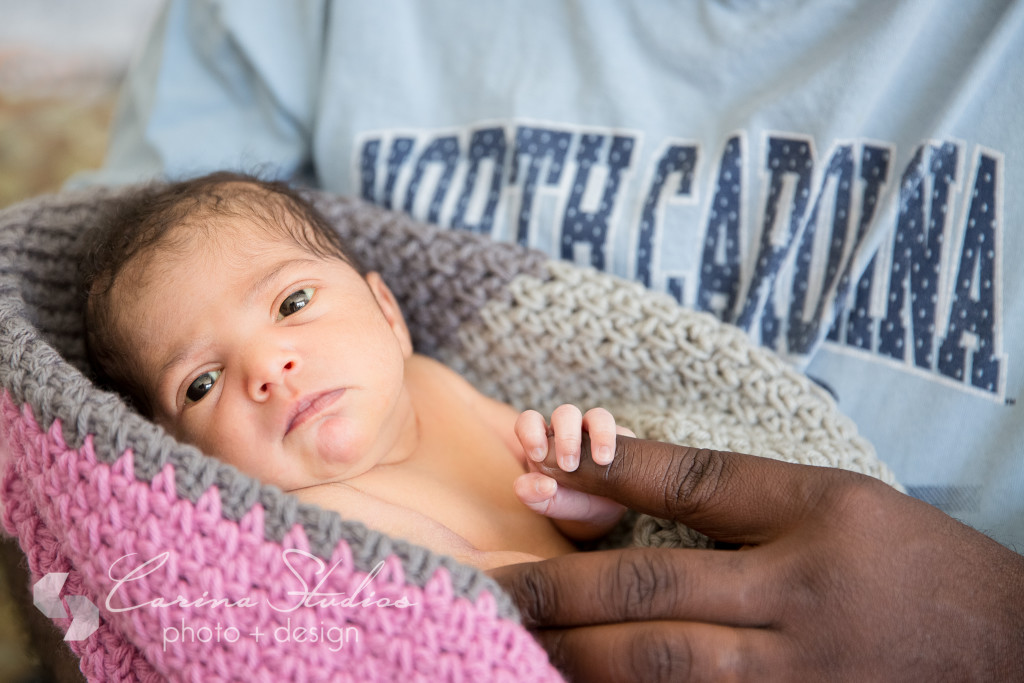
81, 171, 363, 416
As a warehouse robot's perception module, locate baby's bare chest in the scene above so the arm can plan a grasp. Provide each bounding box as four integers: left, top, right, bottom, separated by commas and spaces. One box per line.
353, 421, 571, 557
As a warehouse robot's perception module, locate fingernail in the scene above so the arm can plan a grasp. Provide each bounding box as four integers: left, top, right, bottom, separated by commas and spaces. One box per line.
563, 453, 579, 472
533, 477, 556, 496
597, 446, 613, 465
530, 447, 546, 462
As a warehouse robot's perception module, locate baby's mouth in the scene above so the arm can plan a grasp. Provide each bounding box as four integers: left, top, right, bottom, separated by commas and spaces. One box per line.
285, 389, 346, 435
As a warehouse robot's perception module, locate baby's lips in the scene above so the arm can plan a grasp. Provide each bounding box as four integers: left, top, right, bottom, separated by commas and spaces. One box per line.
284, 388, 346, 435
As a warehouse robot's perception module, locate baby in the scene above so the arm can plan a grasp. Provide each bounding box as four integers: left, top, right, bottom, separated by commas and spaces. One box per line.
83, 172, 632, 570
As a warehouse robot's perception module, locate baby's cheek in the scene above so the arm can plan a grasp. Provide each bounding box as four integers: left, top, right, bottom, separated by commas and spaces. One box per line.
189, 420, 259, 471
164, 419, 212, 455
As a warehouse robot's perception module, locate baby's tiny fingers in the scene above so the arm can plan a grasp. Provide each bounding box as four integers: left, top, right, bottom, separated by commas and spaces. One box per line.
515, 410, 550, 463
517, 477, 626, 525
583, 407, 617, 465
550, 404, 584, 471
514, 473, 558, 513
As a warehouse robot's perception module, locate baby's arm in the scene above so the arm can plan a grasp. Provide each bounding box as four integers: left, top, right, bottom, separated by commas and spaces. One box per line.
514, 405, 631, 541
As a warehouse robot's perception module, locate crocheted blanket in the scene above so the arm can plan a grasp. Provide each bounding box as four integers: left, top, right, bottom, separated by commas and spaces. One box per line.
0, 187, 898, 681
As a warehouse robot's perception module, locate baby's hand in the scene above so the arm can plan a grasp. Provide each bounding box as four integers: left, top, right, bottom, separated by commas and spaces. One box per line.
513, 405, 632, 538
516, 404, 622, 471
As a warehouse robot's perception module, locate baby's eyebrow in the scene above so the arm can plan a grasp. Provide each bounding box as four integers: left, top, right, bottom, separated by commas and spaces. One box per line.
157, 338, 207, 387
243, 257, 319, 308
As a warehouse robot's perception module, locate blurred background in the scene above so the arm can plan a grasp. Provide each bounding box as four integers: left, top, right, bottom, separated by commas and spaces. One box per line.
0, 2, 162, 679
0, 0, 162, 208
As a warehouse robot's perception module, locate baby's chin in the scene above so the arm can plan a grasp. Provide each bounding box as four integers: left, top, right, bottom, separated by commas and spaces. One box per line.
311, 417, 388, 466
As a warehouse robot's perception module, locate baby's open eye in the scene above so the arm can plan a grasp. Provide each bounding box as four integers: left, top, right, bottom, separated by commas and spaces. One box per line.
185, 370, 221, 404
277, 287, 315, 320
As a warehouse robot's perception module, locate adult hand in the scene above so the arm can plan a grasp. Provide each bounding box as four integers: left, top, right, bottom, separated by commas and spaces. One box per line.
490, 436, 1024, 682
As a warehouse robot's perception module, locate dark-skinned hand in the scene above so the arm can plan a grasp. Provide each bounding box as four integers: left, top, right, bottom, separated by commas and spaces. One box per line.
489, 435, 1024, 682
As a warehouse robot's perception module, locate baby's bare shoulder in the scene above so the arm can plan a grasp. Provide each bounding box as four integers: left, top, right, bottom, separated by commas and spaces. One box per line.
407, 353, 524, 461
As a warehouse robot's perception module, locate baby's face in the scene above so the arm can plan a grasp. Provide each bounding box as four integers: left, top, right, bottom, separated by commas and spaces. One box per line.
117, 219, 416, 492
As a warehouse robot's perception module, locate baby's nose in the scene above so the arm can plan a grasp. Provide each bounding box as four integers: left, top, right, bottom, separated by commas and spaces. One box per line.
247, 352, 301, 400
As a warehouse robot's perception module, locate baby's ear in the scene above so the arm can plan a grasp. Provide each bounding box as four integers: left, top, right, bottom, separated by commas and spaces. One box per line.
365, 272, 413, 358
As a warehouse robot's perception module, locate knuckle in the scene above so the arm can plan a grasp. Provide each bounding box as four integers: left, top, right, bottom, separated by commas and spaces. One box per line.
615, 435, 645, 465
536, 629, 572, 676
829, 470, 890, 518
780, 560, 831, 623
503, 563, 561, 628
628, 625, 692, 683
773, 477, 888, 615
555, 433, 581, 449
526, 424, 546, 441
665, 447, 731, 514
776, 542, 845, 619
609, 551, 679, 620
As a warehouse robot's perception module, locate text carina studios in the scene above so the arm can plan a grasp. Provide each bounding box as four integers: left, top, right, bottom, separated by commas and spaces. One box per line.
104, 549, 418, 613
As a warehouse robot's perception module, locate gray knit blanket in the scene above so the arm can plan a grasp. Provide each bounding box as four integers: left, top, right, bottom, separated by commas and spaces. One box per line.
0, 187, 898, 681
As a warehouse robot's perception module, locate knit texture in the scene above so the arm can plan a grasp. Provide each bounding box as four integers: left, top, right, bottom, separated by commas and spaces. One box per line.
0, 187, 898, 681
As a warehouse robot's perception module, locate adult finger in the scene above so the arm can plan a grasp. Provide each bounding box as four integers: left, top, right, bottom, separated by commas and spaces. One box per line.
490, 547, 775, 630
532, 621, 787, 683
534, 434, 849, 545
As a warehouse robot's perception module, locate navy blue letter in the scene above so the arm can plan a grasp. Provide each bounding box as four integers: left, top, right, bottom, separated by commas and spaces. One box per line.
827, 145, 891, 345
735, 137, 814, 348
635, 144, 697, 300
451, 127, 507, 235
937, 152, 1002, 393
510, 126, 571, 246
560, 134, 635, 269
696, 136, 742, 320
878, 143, 957, 369
787, 145, 855, 353
402, 136, 460, 223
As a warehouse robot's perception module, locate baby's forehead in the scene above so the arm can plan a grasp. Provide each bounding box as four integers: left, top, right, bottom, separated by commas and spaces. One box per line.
151, 208, 325, 264
137, 228, 329, 296
147, 185, 357, 274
